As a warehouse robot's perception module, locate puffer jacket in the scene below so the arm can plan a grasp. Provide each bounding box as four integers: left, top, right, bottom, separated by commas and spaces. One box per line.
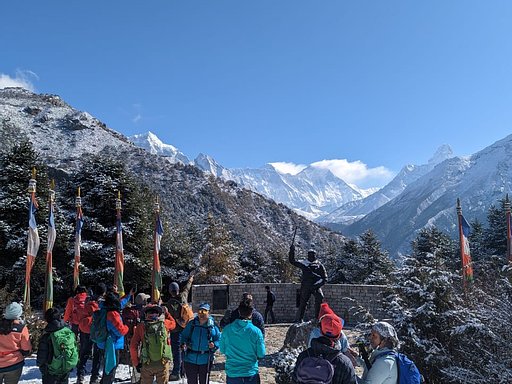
293, 336, 356, 384
63, 292, 88, 325
36, 319, 68, 371
219, 319, 265, 378
78, 300, 100, 334
96, 310, 129, 350
181, 316, 220, 366
358, 347, 398, 384
0, 320, 31, 371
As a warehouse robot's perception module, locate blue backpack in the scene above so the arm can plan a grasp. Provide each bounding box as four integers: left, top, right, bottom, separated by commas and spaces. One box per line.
379, 351, 422, 384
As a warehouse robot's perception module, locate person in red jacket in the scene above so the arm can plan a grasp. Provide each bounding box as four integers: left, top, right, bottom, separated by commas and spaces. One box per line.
76, 284, 105, 384
63, 286, 88, 337
0, 302, 32, 384
130, 305, 176, 384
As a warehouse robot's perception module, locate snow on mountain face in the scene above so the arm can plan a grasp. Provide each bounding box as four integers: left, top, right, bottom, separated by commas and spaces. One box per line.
126, 131, 366, 220
343, 134, 512, 256
128, 131, 190, 164
319, 145, 455, 225
0, 88, 134, 171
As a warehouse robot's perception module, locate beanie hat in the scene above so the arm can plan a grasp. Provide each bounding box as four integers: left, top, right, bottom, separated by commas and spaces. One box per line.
318, 302, 335, 320
372, 321, 399, 346
320, 313, 343, 338
169, 282, 179, 292
4, 302, 22, 320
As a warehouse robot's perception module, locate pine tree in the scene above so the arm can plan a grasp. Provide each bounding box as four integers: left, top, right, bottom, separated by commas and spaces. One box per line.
358, 230, 395, 284
66, 155, 154, 290
195, 212, 240, 284
483, 199, 507, 257
0, 140, 50, 302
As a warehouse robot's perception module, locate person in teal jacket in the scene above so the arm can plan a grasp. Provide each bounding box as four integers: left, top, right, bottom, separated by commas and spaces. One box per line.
181, 303, 220, 384
220, 299, 265, 384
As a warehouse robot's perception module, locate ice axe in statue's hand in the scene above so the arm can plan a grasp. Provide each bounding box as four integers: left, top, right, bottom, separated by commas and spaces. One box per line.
290, 226, 298, 252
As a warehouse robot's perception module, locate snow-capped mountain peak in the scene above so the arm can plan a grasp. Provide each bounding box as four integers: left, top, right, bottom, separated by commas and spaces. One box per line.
428, 144, 454, 166
128, 131, 190, 164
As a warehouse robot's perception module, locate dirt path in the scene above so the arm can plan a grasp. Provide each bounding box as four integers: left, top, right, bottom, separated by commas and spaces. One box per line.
208, 324, 361, 384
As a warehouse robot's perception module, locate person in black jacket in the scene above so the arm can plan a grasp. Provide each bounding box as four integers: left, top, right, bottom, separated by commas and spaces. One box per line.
219, 293, 265, 336
289, 244, 327, 322
264, 286, 276, 324
37, 307, 76, 384
293, 313, 356, 384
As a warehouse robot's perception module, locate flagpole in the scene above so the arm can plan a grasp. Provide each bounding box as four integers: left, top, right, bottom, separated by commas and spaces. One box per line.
24, 168, 40, 308
44, 180, 56, 312
505, 194, 511, 263
73, 187, 83, 290
456, 198, 467, 293
114, 190, 125, 296
152, 196, 163, 303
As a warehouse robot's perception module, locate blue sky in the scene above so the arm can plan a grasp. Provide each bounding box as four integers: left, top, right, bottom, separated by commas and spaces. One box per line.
2, 1, 512, 188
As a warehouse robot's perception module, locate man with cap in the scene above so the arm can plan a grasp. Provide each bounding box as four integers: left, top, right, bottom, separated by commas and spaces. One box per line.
289, 243, 327, 322
0, 302, 31, 384
180, 302, 220, 384
355, 321, 399, 384
130, 304, 176, 384
165, 273, 194, 381
293, 312, 356, 384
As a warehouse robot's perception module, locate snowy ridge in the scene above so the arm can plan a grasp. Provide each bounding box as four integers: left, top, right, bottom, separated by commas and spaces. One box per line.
344, 135, 512, 255
319, 145, 454, 225
129, 131, 190, 164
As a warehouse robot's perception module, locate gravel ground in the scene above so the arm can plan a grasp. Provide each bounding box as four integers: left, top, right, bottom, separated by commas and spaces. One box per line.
208, 324, 361, 384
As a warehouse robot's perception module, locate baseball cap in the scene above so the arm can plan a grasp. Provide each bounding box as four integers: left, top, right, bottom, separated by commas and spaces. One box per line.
135, 293, 150, 306
198, 303, 210, 311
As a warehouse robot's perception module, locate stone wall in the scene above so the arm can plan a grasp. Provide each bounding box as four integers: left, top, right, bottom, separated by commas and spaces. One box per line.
191, 283, 386, 326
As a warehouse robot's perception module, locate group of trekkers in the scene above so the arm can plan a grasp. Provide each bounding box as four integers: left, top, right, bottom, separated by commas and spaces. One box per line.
0, 244, 421, 384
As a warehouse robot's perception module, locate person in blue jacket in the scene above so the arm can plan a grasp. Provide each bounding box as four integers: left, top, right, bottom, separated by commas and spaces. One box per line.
220, 298, 265, 384
180, 303, 220, 384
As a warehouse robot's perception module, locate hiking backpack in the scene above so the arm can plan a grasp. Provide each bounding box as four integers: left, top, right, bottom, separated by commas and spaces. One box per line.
179, 303, 194, 328
71, 296, 87, 324
295, 351, 338, 384
379, 351, 422, 384
90, 309, 108, 344
141, 320, 172, 364
48, 327, 79, 376
122, 306, 141, 337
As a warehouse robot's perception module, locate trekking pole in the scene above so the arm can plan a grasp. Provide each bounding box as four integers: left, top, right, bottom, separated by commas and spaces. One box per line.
357, 342, 372, 370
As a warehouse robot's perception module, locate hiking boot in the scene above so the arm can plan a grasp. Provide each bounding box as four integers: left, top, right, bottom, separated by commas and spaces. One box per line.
168, 374, 180, 381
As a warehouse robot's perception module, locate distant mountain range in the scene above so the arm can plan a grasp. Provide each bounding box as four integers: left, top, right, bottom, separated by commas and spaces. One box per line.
0, 88, 345, 266
4, 87, 510, 258
128, 131, 454, 224
128, 131, 512, 257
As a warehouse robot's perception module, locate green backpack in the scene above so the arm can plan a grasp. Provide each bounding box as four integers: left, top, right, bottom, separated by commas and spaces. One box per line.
48, 327, 79, 376
141, 320, 172, 364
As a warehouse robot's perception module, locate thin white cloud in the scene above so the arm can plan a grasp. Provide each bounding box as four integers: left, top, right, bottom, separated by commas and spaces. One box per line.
0, 70, 37, 91
270, 162, 307, 175
311, 159, 394, 188
131, 104, 142, 123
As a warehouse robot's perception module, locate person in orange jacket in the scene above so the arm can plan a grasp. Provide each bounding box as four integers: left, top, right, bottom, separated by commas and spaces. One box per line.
130, 305, 176, 384
63, 286, 88, 337
0, 302, 32, 384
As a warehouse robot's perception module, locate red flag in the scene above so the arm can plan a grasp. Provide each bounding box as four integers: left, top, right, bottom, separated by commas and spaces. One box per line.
458, 212, 474, 287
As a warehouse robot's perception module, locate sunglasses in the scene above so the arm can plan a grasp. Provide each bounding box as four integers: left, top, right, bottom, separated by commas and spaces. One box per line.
198, 309, 209, 314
